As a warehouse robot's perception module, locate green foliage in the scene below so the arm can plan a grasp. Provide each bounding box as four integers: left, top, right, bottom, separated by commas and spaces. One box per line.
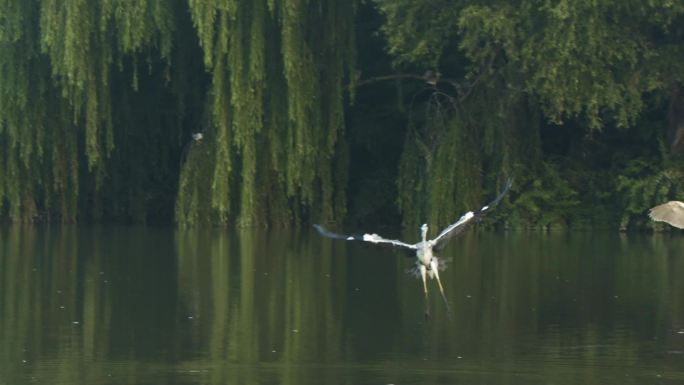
615, 159, 684, 231
178, 0, 357, 227
381, 0, 684, 230
378, 0, 684, 129
374, 0, 462, 67
2, 0, 684, 229
0, 0, 356, 226
511, 163, 579, 229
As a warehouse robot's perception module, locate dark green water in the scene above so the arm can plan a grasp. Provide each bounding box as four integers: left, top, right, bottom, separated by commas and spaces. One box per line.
2, 227, 684, 385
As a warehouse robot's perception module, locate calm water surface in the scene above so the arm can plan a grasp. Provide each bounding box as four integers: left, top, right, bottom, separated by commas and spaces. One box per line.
2, 227, 684, 384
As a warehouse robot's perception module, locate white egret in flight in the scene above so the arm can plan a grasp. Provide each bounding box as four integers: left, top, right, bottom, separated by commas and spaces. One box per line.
314, 178, 513, 317
649, 201, 684, 228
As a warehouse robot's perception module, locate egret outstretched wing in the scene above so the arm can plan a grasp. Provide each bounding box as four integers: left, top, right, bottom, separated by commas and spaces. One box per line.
314, 224, 418, 250
360, 233, 418, 249
432, 177, 513, 250
649, 201, 684, 229
431, 211, 476, 249
313, 224, 359, 240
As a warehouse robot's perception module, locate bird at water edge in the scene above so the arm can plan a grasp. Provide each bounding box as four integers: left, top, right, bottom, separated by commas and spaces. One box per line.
649, 201, 684, 229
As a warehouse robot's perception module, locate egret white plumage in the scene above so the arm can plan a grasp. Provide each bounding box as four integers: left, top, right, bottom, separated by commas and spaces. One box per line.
314, 177, 512, 317
649, 201, 684, 229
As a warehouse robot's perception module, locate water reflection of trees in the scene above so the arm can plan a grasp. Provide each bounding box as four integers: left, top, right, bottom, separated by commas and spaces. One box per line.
2, 228, 684, 384
394, 232, 684, 381
175, 228, 350, 384
0, 226, 177, 384
0, 226, 113, 384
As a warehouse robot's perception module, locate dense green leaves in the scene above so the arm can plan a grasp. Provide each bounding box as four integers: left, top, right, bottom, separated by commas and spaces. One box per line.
377, 0, 684, 229
1, 0, 355, 226
379, 0, 684, 129
176, 0, 356, 226
1, 0, 684, 229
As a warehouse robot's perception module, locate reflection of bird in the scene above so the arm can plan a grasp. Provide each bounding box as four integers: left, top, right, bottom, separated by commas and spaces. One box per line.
649, 201, 684, 228
315, 178, 512, 317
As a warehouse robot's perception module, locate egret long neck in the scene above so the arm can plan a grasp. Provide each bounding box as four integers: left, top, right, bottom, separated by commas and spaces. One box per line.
418, 224, 432, 265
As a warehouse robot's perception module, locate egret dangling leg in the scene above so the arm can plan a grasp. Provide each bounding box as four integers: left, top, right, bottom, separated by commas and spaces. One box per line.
431, 259, 451, 315
420, 264, 430, 318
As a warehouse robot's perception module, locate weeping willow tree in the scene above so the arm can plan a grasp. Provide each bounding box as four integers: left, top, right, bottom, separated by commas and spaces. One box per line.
0, 0, 188, 223
176, 0, 356, 226
376, 0, 684, 229
0, 0, 356, 226
5, 0, 684, 228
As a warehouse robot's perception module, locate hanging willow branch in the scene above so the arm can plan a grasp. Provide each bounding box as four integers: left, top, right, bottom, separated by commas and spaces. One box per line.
2, 0, 356, 225
177, 0, 357, 226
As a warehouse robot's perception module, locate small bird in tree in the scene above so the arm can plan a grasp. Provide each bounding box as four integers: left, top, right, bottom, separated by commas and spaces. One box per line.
649, 201, 684, 229
314, 178, 513, 317
422, 70, 441, 86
